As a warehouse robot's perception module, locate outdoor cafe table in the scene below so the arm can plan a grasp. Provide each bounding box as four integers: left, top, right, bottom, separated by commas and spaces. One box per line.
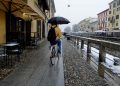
3, 43, 19, 47
3, 42, 20, 67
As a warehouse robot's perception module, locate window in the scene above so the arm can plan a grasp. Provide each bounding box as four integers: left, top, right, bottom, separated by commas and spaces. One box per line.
110, 5, 111, 9
38, 0, 41, 5
108, 17, 110, 21
113, 3, 116, 7
117, 7, 120, 11
113, 9, 115, 15
116, 15, 119, 19
116, 23, 118, 26
117, 0, 120, 5
109, 11, 111, 14
117, 8, 119, 11
16, 19, 22, 32
37, 0, 44, 11
88, 26, 90, 28
106, 17, 107, 21
112, 16, 115, 23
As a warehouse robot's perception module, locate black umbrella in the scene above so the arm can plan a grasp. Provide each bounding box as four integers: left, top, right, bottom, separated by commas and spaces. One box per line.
48, 16, 70, 24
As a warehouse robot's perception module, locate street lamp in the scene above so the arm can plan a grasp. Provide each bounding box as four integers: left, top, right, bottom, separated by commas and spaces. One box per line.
68, 5, 70, 7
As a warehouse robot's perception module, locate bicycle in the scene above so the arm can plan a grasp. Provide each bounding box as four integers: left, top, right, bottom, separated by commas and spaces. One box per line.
50, 44, 59, 65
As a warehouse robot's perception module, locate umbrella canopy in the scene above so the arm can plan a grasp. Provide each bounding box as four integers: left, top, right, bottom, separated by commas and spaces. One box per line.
48, 16, 70, 24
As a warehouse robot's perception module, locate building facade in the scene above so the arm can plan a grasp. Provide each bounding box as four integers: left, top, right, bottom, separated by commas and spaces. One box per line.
0, 0, 55, 46
108, 0, 120, 30
0, 10, 6, 44
72, 24, 80, 32
97, 9, 109, 31
78, 17, 98, 32
46, 0, 56, 34
89, 19, 98, 32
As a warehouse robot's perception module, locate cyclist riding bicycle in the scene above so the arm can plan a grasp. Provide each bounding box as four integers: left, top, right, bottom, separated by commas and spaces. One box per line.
47, 22, 62, 54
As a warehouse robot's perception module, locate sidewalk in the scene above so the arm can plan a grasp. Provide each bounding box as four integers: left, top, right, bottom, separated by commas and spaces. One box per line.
0, 40, 64, 86
62, 38, 110, 86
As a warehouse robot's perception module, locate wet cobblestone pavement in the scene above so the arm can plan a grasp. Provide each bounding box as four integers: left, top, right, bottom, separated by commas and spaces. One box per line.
62, 39, 110, 86
0, 38, 114, 86
0, 40, 64, 86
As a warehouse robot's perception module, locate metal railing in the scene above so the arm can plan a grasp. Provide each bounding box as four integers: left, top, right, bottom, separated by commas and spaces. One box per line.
66, 34, 120, 85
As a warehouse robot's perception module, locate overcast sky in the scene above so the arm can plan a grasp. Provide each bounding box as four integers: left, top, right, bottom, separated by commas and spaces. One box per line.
54, 0, 113, 30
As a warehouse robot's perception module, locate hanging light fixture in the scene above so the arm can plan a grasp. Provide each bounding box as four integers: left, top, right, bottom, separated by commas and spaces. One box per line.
23, 13, 32, 21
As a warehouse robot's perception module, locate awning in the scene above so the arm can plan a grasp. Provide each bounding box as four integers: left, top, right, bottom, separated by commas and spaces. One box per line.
0, 0, 26, 12
0, 0, 44, 20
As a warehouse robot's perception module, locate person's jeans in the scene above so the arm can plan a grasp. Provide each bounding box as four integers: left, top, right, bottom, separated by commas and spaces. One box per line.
56, 39, 61, 53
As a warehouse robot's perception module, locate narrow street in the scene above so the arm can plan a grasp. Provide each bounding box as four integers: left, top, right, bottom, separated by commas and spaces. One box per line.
0, 38, 111, 86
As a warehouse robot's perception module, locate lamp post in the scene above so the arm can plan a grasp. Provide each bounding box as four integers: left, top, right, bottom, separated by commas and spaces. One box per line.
6, 0, 12, 42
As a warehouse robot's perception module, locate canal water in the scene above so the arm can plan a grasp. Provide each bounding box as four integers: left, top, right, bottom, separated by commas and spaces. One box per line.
74, 42, 120, 86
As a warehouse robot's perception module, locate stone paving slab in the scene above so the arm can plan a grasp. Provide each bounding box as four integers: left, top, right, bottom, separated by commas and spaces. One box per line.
0, 40, 64, 86
62, 39, 110, 86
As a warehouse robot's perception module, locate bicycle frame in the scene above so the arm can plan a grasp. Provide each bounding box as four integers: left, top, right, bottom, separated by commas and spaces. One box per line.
50, 45, 59, 65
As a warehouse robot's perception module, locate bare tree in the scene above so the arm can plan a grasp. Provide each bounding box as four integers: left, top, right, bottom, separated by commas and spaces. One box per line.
72, 24, 80, 32
64, 26, 71, 33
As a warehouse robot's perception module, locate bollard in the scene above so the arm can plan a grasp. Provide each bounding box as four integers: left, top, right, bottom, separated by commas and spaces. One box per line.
99, 45, 106, 62
74, 37, 76, 46
87, 41, 91, 54
98, 63, 105, 78
77, 38, 79, 49
87, 53, 91, 64
77, 38, 79, 45
81, 40, 84, 49
67, 36, 70, 40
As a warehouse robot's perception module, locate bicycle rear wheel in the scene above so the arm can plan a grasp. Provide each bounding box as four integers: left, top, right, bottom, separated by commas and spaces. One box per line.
50, 46, 56, 65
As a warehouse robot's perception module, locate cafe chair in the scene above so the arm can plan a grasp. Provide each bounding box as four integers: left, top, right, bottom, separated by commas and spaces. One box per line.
0, 45, 8, 68
6, 43, 22, 66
